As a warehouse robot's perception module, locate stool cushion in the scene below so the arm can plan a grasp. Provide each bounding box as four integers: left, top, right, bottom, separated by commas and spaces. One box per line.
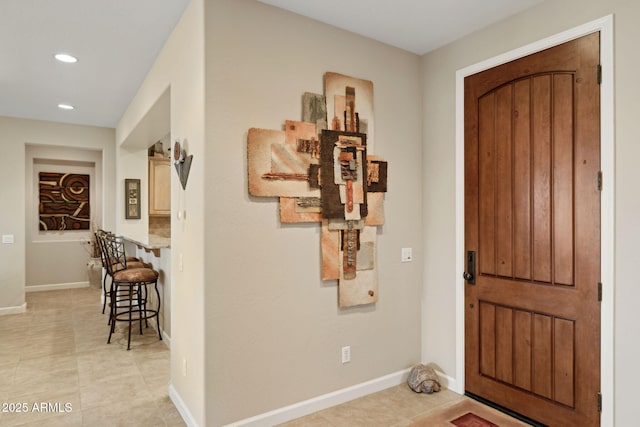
110, 261, 152, 271
113, 267, 159, 283
106, 256, 141, 265
123, 261, 147, 269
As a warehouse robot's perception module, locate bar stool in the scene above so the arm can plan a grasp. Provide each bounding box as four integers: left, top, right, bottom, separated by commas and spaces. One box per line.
95, 230, 147, 315
103, 234, 162, 350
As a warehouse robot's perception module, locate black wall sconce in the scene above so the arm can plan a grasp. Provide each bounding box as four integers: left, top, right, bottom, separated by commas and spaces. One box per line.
173, 139, 193, 190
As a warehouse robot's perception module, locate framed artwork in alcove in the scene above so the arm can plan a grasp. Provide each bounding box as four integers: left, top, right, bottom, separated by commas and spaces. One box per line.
125, 179, 141, 219
38, 172, 90, 230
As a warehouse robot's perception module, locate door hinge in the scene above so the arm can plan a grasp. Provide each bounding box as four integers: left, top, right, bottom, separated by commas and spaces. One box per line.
597, 64, 602, 85
597, 171, 603, 191
598, 282, 602, 302
597, 392, 602, 412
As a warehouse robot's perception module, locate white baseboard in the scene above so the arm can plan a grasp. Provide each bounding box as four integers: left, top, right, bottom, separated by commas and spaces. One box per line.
161, 329, 171, 349
435, 370, 459, 394
223, 368, 412, 427
25, 281, 90, 292
169, 383, 200, 427
168, 368, 454, 427
0, 302, 27, 316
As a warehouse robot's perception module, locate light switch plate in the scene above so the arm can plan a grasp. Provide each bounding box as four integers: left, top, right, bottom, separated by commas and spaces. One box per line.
401, 247, 412, 262
2, 234, 14, 244
341, 346, 351, 364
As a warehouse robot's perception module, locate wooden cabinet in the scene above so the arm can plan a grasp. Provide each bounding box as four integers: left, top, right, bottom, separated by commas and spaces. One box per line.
149, 157, 171, 216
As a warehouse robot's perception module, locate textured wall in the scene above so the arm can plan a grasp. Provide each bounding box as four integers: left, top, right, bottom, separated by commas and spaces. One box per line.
421, 1, 636, 425
116, 0, 205, 424
0, 117, 114, 308
205, 0, 423, 424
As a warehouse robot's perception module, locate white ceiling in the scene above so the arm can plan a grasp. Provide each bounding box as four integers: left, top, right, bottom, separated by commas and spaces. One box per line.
0, 0, 190, 128
258, 0, 543, 55
0, 0, 542, 129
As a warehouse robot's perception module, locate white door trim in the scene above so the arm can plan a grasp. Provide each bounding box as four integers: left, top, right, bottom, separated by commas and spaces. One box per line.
454, 15, 614, 426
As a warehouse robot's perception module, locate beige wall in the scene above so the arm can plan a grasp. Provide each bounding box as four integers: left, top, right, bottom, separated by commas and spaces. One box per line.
115, 0, 205, 425
422, 0, 638, 424
25, 145, 104, 287
0, 116, 115, 310
205, 0, 423, 424
3, 0, 632, 425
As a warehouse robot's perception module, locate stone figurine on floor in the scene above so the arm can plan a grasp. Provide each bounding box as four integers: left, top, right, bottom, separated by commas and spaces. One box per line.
408, 364, 441, 394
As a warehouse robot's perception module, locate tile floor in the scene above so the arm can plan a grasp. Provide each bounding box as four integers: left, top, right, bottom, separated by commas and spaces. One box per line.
1, 286, 526, 427
278, 384, 524, 427
0, 286, 185, 427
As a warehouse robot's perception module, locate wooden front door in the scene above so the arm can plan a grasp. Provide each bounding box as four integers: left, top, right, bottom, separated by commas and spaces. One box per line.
464, 33, 601, 426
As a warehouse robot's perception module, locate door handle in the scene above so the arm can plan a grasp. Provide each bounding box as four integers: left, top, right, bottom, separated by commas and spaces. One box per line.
463, 251, 476, 285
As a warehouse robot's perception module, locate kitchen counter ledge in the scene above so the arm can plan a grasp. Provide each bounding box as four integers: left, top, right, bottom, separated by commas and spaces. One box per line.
121, 234, 170, 257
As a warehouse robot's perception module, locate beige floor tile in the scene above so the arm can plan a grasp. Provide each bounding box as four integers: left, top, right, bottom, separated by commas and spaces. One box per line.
5, 411, 82, 427
4, 284, 520, 427
280, 386, 471, 427
0, 340, 26, 362
408, 396, 465, 421
277, 412, 336, 426
17, 334, 76, 361
80, 400, 167, 427
9, 354, 79, 399
71, 289, 103, 307
370, 385, 465, 420
0, 389, 79, 427
76, 347, 139, 386
0, 317, 32, 337
134, 349, 170, 379
142, 374, 170, 399
105, 323, 163, 351
72, 318, 110, 335
154, 396, 187, 427
314, 393, 409, 427
0, 366, 16, 400
71, 316, 107, 333
26, 316, 75, 335
127, 338, 167, 355
165, 417, 189, 427
79, 372, 155, 410
73, 333, 113, 354
0, 288, 181, 426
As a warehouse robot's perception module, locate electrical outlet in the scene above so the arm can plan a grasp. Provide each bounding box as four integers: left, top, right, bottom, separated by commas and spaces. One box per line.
341, 346, 351, 364
401, 247, 413, 262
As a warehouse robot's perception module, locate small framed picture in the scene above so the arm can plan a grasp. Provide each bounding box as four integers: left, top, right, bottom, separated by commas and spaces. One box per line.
125, 179, 141, 219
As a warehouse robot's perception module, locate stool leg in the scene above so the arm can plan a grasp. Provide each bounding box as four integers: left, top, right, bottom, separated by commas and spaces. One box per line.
107, 278, 114, 325
155, 281, 162, 341
137, 283, 144, 335
142, 284, 149, 328
107, 284, 117, 344
101, 270, 108, 314
127, 285, 133, 350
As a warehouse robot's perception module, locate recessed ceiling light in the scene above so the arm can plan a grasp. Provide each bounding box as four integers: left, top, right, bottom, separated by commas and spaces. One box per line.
58, 104, 75, 110
54, 53, 78, 63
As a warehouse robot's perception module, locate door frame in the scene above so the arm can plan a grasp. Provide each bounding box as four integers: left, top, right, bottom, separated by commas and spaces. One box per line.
454, 15, 614, 426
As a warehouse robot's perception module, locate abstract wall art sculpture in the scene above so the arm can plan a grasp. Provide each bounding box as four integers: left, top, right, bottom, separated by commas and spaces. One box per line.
247, 72, 388, 308
39, 172, 90, 231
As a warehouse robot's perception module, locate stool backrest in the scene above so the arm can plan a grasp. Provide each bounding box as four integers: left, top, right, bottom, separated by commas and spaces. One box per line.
95, 229, 109, 269
101, 232, 129, 276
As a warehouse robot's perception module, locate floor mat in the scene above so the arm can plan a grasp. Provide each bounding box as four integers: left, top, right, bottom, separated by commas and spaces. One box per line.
409, 399, 528, 427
